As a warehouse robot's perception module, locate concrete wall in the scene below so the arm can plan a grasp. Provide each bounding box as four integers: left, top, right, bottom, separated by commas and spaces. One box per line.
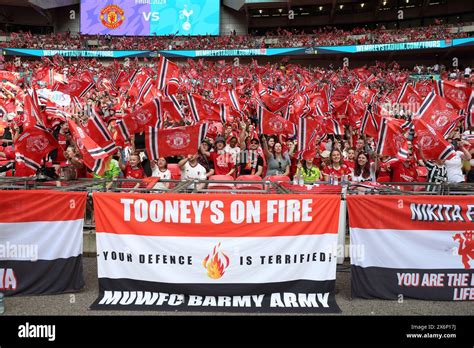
220, 6, 248, 35
0, 6, 51, 26
53, 5, 80, 33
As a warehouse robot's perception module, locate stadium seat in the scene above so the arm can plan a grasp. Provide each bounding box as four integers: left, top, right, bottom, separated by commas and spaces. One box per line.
416, 166, 428, 183
265, 175, 291, 183
235, 175, 265, 190
208, 175, 235, 190
167, 163, 182, 180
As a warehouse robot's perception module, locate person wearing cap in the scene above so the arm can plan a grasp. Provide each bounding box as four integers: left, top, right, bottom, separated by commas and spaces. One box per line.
320, 150, 331, 170
208, 136, 235, 177
238, 137, 264, 177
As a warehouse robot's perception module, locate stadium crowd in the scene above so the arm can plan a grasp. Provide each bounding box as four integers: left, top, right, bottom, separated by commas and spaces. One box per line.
0, 22, 470, 51
0, 52, 473, 190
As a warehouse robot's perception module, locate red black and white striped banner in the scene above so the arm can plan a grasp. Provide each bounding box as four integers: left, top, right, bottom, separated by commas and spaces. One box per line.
0, 191, 86, 296
91, 194, 341, 313
348, 196, 474, 301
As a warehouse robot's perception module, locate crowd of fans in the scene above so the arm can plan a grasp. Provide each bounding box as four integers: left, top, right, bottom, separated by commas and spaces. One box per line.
0, 53, 473, 191
0, 22, 470, 51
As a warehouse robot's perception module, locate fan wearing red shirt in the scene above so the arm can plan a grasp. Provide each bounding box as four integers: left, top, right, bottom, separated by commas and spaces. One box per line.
119, 152, 146, 188
376, 156, 392, 183
322, 149, 351, 182
390, 154, 419, 183
209, 137, 235, 176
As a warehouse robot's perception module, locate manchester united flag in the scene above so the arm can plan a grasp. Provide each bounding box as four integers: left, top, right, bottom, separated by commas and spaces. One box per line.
14, 125, 58, 171
257, 105, 295, 136
349, 196, 474, 301
145, 123, 208, 160
414, 92, 463, 138
117, 98, 163, 142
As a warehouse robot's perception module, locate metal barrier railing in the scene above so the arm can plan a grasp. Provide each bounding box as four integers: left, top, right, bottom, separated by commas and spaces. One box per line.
1, 177, 474, 195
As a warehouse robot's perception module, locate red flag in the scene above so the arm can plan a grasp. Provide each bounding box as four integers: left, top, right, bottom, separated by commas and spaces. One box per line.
257, 105, 295, 136
286, 93, 310, 123
414, 92, 463, 138
34, 67, 54, 87
187, 93, 227, 123
117, 98, 163, 142
435, 80, 471, 111
160, 95, 185, 122
128, 70, 154, 104
297, 117, 325, 154
396, 82, 423, 107
67, 118, 109, 175
114, 70, 131, 88
413, 118, 456, 161
360, 108, 380, 140
331, 98, 349, 121
21, 92, 43, 129
415, 80, 434, 99
376, 117, 410, 159
353, 84, 376, 105
83, 109, 117, 155
324, 118, 344, 136
257, 81, 289, 112
14, 125, 58, 171
78, 70, 95, 84
346, 96, 366, 127
54, 79, 94, 98
145, 123, 208, 160
0, 70, 19, 83
156, 56, 180, 94
216, 90, 242, 112
465, 90, 473, 130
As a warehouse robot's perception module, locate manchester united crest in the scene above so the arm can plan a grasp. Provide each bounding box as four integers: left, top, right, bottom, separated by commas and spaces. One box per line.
430, 110, 450, 131
68, 81, 80, 92
166, 132, 191, 150
26, 135, 49, 154
100, 5, 125, 30
393, 134, 406, 150
418, 130, 439, 151
447, 88, 466, 103
202, 103, 214, 116
134, 112, 151, 126
268, 116, 285, 132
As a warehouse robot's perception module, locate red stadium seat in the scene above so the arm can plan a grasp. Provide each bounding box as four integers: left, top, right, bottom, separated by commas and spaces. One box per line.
265, 175, 291, 183
416, 166, 428, 183
167, 163, 182, 180
208, 175, 235, 190
235, 175, 265, 190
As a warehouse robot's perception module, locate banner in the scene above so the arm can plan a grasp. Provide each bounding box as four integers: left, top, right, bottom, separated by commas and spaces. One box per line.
0, 191, 86, 295
348, 196, 474, 301
80, 0, 220, 36
91, 193, 341, 313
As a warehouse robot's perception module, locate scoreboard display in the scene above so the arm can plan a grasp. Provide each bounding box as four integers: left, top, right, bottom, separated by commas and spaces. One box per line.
80, 0, 220, 36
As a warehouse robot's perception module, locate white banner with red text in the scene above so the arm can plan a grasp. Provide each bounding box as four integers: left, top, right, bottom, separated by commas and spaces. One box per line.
91, 193, 341, 313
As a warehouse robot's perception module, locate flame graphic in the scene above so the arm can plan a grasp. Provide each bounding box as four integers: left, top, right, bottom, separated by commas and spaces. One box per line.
203, 243, 230, 279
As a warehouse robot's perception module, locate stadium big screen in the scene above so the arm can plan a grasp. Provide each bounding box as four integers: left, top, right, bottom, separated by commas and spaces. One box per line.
80, 0, 220, 36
